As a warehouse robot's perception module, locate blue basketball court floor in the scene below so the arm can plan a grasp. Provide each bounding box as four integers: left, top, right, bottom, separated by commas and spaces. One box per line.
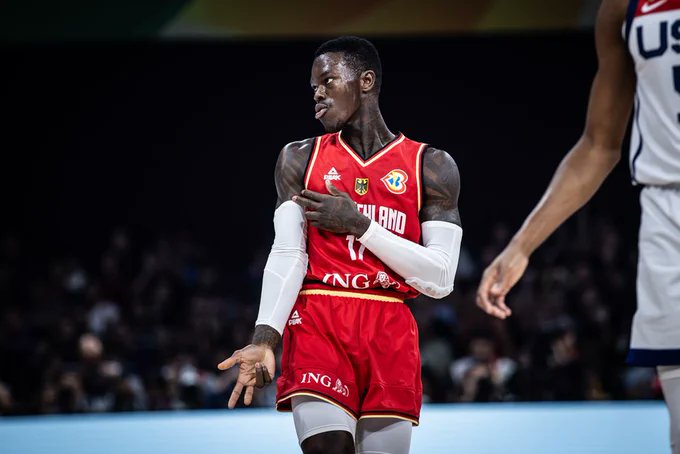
1, 401, 668, 453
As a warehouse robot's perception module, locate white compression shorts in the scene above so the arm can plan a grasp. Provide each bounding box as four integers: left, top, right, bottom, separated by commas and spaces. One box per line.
291, 396, 412, 454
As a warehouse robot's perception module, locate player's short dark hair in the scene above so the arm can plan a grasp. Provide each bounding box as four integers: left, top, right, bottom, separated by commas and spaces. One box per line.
314, 36, 382, 92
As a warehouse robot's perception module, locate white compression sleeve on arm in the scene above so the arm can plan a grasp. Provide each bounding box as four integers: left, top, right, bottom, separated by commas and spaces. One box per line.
357, 220, 462, 299
255, 200, 308, 335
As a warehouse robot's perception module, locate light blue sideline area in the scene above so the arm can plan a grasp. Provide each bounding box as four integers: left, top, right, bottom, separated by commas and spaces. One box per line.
1, 401, 668, 454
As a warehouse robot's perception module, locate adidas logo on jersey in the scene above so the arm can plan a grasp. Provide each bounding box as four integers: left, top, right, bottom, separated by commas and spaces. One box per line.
288, 310, 302, 326
323, 167, 342, 181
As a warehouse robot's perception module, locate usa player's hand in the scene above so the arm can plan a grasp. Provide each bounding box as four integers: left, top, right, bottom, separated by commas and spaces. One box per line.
217, 344, 276, 408
292, 180, 370, 236
476, 242, 529, 319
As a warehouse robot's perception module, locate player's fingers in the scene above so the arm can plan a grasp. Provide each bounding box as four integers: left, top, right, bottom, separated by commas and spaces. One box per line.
255, 363, 272, 388
228, 381, 244, 409
300, 189, 327, 201
325, 180, 344, 196
217, 351, 241, 370
263, 366, 272, 385
304, 211, 322, 221
243, 385, 254, 406
490, 279, 510, 297
476, 296, 498, 318
292, 195, 321, 210
255, 363, 265, 388
495, 294, 512, 317
490, 259, 522, 297
475, 292, 489, 312
489, 279, 513, 317
475, 293, 507, 319
476, 267, 496, 308
255, 363, 273, 388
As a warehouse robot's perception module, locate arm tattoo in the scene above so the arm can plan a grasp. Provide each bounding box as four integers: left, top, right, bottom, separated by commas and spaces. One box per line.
275, 138, 315, 208
252, 324, 282, 349
420, 146, 462, 225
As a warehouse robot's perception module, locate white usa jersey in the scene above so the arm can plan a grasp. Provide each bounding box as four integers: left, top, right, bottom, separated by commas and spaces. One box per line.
624, 0, 680, 186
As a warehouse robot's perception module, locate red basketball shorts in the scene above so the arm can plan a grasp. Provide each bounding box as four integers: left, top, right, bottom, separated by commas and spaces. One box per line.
276, 289, 422, 425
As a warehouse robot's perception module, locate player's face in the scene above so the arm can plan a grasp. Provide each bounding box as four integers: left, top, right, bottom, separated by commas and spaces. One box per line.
310, 53, 362, 133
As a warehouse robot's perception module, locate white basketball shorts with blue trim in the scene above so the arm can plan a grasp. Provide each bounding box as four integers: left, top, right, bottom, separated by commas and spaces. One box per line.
628, 186, 680, 366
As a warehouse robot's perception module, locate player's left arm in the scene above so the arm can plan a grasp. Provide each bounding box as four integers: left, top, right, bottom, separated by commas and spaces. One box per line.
357, 146, 462, 298
294, 146, 462, 298
419, 146, 462, 225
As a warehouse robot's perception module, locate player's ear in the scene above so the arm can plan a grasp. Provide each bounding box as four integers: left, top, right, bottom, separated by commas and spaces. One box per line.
360, 70, 376, 93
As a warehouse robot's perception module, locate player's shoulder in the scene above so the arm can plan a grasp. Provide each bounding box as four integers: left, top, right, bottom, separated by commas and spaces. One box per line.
422, 145, 458, 173
278, 137, 316, 168
598, 0, 631, 27
275, 138, 316, 201
281, 137, 316, 157
400, 134, 457, 167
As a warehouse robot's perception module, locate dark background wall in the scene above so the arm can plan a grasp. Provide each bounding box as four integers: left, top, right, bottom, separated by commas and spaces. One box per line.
2, 33, 639, 273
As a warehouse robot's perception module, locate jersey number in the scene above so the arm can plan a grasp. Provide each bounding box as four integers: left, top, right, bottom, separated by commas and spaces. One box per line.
345, 235, 366, 261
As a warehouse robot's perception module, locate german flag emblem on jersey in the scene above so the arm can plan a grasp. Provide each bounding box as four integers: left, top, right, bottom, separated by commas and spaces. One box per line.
355, 178, 369, 196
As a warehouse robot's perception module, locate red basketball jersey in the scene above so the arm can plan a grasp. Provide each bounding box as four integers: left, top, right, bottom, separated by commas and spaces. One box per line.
301, 132, 426, 300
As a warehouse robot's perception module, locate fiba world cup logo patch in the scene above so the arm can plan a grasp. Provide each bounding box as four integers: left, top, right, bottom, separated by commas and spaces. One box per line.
381, 169, 408, 194
355, 178, 369, 196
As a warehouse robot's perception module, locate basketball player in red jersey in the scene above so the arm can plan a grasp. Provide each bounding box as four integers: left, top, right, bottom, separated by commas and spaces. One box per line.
217, 36, 462, 453
477, 0, 680, 452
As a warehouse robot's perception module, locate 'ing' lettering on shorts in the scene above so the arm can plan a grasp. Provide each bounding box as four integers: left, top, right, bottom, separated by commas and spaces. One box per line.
300, 372, 350, 397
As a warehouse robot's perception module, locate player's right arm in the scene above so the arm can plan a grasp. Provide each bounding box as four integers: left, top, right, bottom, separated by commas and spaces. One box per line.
217, 138, 313, 408
476, 0, 636, 319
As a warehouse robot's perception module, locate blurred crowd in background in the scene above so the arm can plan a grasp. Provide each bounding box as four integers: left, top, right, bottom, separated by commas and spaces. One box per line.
0, 212, 663, 415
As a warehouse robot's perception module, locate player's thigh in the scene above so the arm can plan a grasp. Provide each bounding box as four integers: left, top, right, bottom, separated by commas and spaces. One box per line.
356, 417, 412, 454
292, 395, 356, 453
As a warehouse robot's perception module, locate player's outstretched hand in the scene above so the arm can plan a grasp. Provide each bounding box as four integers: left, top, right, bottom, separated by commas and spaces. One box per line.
292, 180, 370, 236
476, 243, 529, 319
217, 344, 276, 409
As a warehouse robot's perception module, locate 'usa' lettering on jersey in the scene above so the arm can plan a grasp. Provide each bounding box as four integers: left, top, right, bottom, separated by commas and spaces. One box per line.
624, 0, 680, 185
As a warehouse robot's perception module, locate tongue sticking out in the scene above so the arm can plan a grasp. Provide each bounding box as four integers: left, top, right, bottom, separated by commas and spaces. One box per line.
315, 108, 328, 120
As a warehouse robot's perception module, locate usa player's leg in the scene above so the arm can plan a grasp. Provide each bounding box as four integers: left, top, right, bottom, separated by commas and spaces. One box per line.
356, 417, 412, 454
633, 188, 680, 453
292, 395, 356, 454
659, 366, 680, 454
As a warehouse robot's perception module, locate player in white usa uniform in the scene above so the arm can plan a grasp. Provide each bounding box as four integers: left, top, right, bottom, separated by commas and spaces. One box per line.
476, 0, 680, 451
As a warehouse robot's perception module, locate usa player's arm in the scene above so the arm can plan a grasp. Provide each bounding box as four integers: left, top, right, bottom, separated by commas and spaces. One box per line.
476, 0, 635, 319
217, 139, 313, 409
